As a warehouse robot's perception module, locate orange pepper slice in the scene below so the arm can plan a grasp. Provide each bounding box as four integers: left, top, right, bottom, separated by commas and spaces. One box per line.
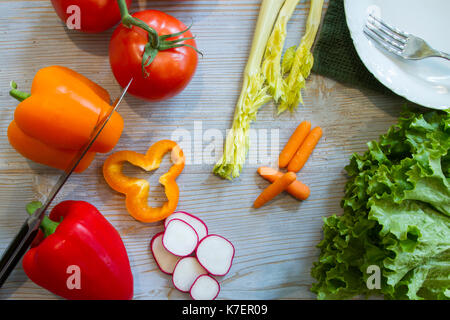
103, 140, 185, 223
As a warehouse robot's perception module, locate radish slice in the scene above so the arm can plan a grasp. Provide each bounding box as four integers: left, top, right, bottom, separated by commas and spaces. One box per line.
172, 257, 208, 292
190, 275, 220, 300
150, 232, 181, 275
196, 235, 235, 276
165, 211, 208, 241
163, 219, 199, 257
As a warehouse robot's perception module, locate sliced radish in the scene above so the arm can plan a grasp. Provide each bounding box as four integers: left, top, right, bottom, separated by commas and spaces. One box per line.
196, 235, 235, 276
172, 257, 208, 292
190, 275, 220, 300
162, 219, 199, 257
150, 232, 181, 275
165, 211, 208, 241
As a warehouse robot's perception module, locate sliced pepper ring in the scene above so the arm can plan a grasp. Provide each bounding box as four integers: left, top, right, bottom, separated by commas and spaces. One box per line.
103, 140, 185, 223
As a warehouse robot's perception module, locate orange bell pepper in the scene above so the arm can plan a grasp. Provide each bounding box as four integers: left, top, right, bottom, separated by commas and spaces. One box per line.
8, 66, 124, 172
103, 140, 185, 223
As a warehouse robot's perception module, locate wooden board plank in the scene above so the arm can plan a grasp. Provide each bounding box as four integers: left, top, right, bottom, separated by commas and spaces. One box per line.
0, 0, 406, 300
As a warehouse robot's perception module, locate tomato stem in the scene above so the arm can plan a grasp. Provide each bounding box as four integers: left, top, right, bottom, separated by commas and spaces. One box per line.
115, 0, 201, 77
117, 0, 160, 49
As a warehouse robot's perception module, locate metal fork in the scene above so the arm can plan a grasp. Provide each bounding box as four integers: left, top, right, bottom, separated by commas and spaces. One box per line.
364, 13, 450, 61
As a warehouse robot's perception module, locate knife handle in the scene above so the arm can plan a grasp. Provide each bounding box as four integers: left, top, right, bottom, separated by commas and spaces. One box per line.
0, 222, 38, 288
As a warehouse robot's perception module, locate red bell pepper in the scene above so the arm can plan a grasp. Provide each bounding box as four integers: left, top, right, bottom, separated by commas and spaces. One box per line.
23, 200, 133, 300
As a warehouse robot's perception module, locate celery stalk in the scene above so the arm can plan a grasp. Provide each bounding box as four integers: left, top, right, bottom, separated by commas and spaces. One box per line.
281, 45, 297, 75
279, 0, 324, 113
213, 0, 286, 180
261, 0, 301, 102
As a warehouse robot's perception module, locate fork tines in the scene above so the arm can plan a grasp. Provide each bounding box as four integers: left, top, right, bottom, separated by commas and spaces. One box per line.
364, 13, 408, 56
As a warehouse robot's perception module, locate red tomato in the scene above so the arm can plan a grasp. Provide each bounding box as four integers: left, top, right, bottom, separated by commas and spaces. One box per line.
109, 10, 198, 101
51, 0, 132, 33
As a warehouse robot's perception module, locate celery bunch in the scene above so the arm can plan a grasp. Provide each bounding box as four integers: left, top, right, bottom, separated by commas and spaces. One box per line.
213, 0, 324, 180
213, 0, 285, 180
261, 0, 301, 102
280, 0, 324, 113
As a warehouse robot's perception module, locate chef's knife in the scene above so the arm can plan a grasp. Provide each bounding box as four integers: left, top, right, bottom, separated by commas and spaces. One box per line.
0, 78, 133, 288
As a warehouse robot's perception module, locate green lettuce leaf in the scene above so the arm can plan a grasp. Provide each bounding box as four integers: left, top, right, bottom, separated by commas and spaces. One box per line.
311, 106, 450, 300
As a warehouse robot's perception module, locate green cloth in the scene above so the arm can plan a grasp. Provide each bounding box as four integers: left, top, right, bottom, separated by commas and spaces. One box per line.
311, 0, 393, 94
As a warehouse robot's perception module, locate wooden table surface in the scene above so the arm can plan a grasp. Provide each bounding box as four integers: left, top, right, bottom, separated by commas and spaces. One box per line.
0, 0, 407, 300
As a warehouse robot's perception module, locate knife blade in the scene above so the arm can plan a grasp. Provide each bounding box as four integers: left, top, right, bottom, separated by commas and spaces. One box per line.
0, 78, 133, 288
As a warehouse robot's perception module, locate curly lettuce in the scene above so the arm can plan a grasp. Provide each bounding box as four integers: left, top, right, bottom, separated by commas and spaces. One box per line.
311, 107, 450, 300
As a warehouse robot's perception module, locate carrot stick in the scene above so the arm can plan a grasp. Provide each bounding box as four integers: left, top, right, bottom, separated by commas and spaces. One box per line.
278, 121, 311, 168
253, 171, 297, 208
258, 167, 310, 200
287, 127, 322, 173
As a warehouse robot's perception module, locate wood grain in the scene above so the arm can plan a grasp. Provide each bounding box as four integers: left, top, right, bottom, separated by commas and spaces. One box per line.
0, 0, 407, 300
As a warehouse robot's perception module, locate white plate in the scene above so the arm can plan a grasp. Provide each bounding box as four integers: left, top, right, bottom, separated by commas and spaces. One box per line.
344, 0, 450, 110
